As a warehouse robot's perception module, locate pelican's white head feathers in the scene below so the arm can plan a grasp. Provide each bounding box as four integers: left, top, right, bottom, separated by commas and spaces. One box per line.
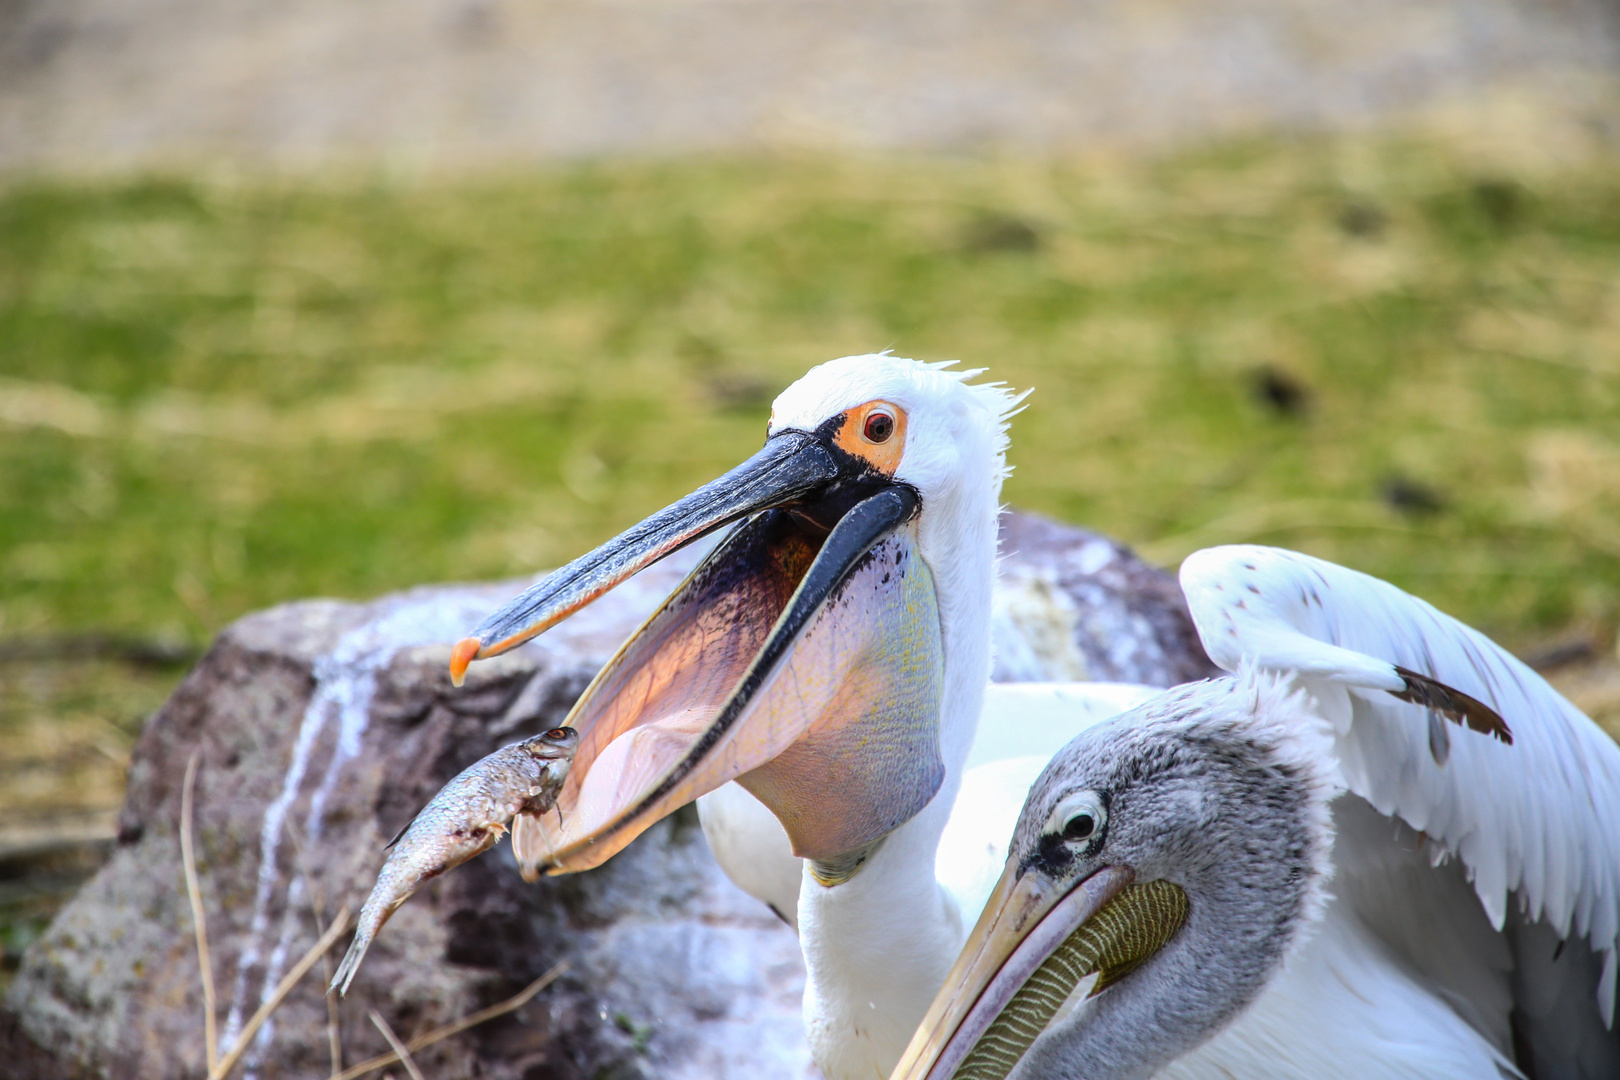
769, 353, 1027, 505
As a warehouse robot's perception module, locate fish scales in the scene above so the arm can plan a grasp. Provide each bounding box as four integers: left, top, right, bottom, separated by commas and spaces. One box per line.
330, 727, 579, 995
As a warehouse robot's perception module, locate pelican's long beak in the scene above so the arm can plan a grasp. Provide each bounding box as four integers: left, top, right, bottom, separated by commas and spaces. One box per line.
454, 428, 947, 876
450, 431, 841, 673
891, 864, 1188, 1080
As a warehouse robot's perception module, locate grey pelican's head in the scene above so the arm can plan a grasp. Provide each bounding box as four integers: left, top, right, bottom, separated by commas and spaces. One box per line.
892, 671, 1336, 1080
451, 355, 1023, 875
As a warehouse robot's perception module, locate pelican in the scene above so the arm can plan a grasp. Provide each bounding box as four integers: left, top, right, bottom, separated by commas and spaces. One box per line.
451, 355, 1065, 1077
893, 546, 1620, 1080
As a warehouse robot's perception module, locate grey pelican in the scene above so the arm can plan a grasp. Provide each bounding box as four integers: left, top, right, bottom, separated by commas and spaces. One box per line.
452, 355, 1051, 1077
893, 546, 1620, 1080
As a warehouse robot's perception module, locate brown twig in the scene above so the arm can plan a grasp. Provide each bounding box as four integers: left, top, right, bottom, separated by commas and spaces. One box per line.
323, 939, 346, 1074
210, 907, 353, 1080
310, 889, 346, 1075
180, 750, 219, 1070
327, 960, 569, 1080
287, 825, 346, 1075
368, 1012, 426, 1080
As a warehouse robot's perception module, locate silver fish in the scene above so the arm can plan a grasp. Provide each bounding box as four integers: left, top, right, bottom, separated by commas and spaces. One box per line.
330, 726, 580, 995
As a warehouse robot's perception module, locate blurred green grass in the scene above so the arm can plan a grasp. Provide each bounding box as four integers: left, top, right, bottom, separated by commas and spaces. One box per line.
5, 137, 1620, 657
8, 130, 1620, 990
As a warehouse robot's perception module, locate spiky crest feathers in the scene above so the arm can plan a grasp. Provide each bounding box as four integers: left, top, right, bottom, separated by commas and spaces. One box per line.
768, 353, 1029, 488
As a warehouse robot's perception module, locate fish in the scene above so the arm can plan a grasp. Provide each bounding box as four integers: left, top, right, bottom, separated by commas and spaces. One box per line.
329, 726, 580, 995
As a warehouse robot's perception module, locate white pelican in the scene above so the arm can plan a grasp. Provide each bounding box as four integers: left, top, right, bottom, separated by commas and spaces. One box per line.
451, 355, 1062, 1077
893, 546, 1620, 1080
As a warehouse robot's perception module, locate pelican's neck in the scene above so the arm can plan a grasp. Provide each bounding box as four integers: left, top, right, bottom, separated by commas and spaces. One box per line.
798, 798, 969, 1079
799, 486, 1000, 1080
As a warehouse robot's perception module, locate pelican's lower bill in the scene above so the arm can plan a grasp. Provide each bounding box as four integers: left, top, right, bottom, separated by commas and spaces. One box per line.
523, 493, 946, 874
892, 863, 1191, 1080
952, 881, 1189, 1080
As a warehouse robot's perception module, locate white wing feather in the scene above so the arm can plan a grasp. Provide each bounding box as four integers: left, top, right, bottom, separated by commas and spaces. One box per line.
1181, 544, 1620, 1025
697, 782, 805, 930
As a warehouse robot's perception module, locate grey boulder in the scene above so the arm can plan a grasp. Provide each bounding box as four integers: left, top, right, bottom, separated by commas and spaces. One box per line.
3, 512, 1212, 1079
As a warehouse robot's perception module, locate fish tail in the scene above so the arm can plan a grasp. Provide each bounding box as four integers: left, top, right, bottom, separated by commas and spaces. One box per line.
329, 929, 371, 997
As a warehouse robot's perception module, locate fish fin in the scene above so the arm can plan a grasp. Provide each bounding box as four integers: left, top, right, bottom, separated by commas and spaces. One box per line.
329, 898, 407, 996
383, 817, 415, 851
512, 811, 551, 882
331, 910, 391, 997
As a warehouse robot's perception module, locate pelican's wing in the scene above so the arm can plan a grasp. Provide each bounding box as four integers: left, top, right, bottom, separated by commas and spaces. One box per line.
936, 755, 1052, 928
941, 683, 1160, 927
1181, 545, 1620, 1030
697, 782, 804, 930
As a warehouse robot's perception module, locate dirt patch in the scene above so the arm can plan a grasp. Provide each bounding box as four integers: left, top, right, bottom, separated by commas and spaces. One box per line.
1, 0, 1617, 170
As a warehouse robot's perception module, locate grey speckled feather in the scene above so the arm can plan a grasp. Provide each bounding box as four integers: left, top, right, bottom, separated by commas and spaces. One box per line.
1002, 670, 1337, 1080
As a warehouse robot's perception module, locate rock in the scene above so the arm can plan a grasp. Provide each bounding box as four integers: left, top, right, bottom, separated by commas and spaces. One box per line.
992, 513, 1217, 687
2, 512, 1210, 1079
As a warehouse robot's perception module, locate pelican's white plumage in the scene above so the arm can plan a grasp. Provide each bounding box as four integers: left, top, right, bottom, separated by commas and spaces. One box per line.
460, 352, 1620, 1080
898, 543, 1620, 1080
704, 357, 1173, 1080
1182, 545, 1620, 1026
766, 356, 1032, 1078
697, 681, 1162, 934
707, 358, 1620, 1079
1158, 795, 1521, 1080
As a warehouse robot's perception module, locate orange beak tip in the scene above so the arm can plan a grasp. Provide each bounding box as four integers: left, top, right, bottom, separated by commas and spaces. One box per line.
449, 637, 481, 688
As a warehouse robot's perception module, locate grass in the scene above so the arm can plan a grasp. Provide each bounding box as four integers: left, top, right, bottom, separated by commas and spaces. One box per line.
6, 140, 1620, 656
7, 141, 1620, 652
4, 128, 1620, 994
5, 134, 1620, 782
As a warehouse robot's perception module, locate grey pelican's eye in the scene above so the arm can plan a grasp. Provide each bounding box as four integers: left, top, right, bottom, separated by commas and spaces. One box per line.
1063, 812, 1097, 840
1045, 790, 1108, 848
863, 410, 896, 443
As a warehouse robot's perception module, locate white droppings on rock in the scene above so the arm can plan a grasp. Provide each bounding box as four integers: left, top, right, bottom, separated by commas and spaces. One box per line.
1074, 539, 1116, 577
223, 587, 511, 1068
990, 569, 1090, 682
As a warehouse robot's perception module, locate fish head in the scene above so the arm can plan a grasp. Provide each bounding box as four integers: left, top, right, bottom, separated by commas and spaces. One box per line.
520, 726, 582, 764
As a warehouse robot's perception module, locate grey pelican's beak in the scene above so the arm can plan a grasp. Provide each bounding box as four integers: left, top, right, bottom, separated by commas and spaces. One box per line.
890, 864, 1188, 1080
453, 429, 947, 876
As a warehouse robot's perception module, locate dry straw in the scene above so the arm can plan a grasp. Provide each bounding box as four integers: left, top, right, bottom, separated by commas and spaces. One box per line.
368, 1011, 426, 1080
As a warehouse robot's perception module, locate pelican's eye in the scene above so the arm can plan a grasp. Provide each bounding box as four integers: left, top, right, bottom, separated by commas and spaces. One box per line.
863, 410, 896, 443
1063, 812, 1097, 840
833, 400, 907, 474
1045, 790, 1109, 850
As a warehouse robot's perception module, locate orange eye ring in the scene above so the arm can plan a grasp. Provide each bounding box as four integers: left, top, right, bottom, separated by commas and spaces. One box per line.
834, 400, 906, 474
863, 410, 896, 443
